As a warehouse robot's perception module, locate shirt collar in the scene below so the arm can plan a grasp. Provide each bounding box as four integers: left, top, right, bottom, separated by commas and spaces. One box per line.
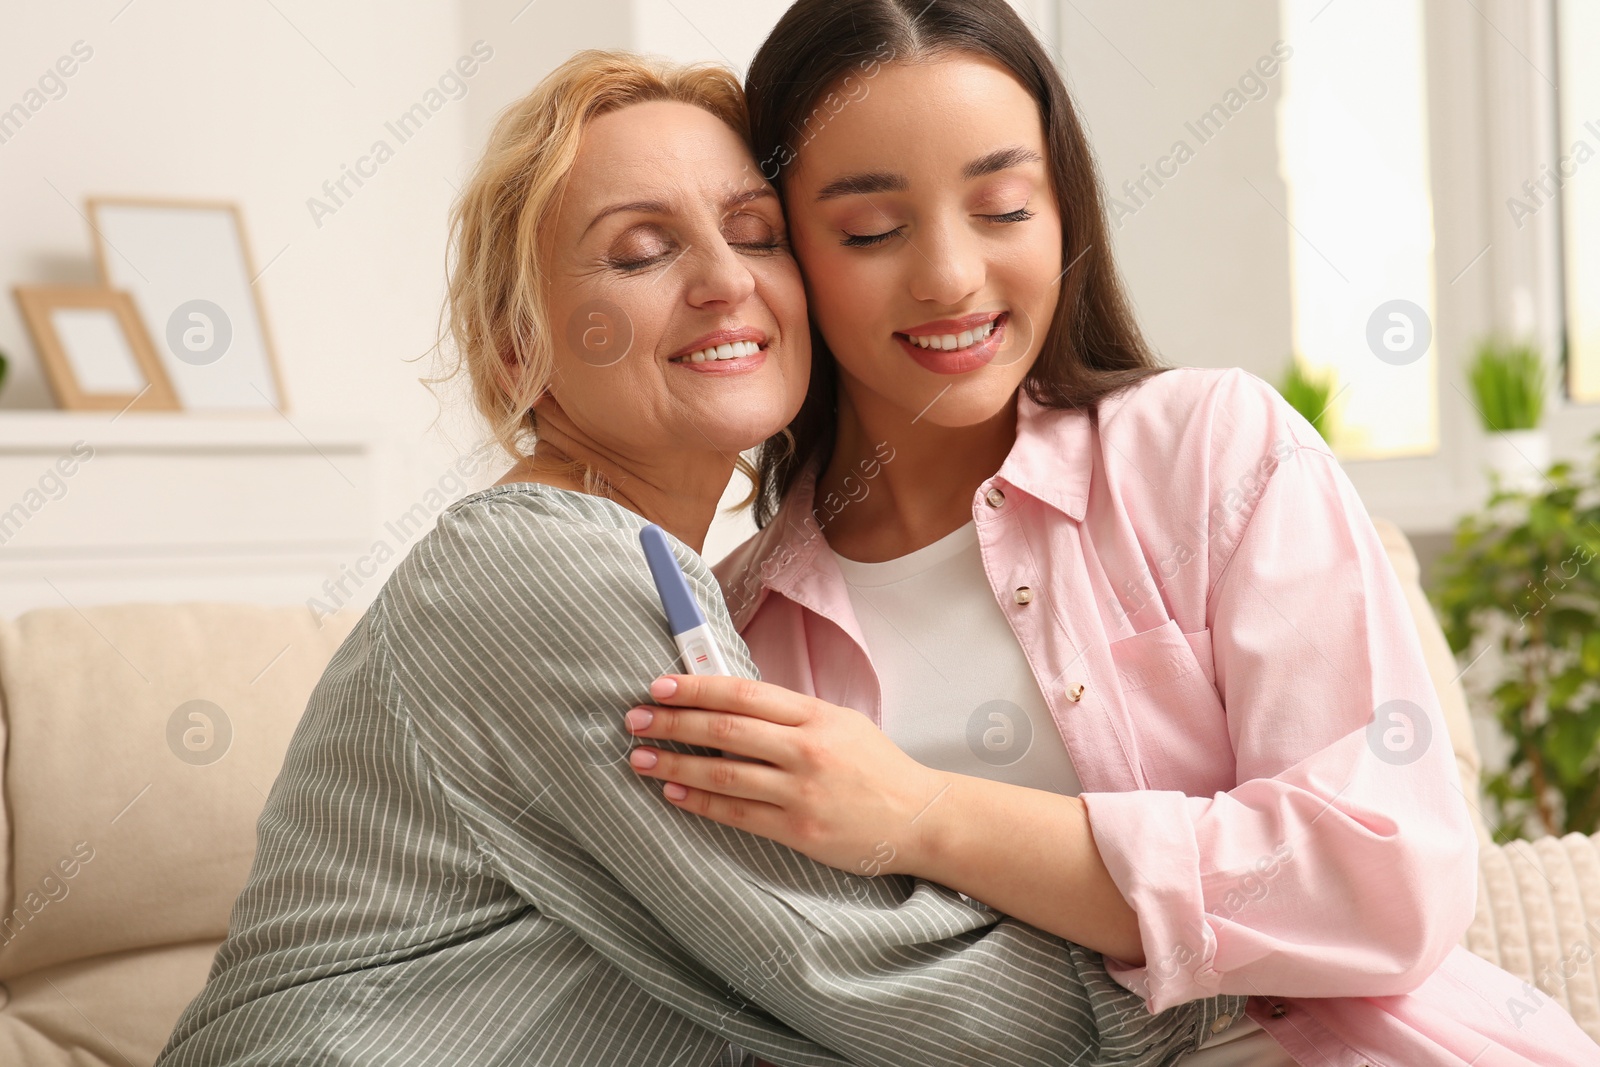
999, 389, 1094, 522
725, 388, 1094, 629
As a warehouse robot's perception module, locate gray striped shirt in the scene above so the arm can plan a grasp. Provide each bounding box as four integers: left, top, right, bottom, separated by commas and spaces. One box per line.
155, 483, 1243, 1066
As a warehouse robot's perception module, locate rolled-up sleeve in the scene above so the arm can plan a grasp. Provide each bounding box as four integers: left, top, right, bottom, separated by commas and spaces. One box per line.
1081, 441, 1479, 1013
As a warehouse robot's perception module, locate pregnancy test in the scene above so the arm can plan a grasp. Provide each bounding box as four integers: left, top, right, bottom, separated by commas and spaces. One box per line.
639, 524, 730, 676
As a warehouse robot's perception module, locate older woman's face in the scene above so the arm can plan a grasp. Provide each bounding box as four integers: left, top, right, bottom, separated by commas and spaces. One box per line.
544, 100, 810, 460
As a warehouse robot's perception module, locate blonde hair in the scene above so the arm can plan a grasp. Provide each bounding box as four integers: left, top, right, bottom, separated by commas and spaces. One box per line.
433, 50, 762, 499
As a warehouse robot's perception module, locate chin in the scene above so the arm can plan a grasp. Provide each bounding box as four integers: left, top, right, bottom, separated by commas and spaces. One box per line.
693, 410, 793, 454
880, 370, 1024, 429
919, 393, 1018, 429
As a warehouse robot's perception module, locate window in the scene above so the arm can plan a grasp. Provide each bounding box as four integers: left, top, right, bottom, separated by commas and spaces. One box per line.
1556, 0, 1600, 401
1276, 0, 1439, 458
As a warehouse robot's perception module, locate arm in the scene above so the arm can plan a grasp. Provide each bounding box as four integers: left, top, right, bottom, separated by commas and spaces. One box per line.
1076, 444, 1478, 1011
623, 672, 1145, 965
380, 495, 1235, 1067
906, 779, 1144, 965
622, 384, 1473, 1011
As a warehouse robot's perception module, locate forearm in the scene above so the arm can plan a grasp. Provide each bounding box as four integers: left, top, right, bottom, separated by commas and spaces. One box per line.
907, 771, 1146, 966
389, 508, 1210, 1065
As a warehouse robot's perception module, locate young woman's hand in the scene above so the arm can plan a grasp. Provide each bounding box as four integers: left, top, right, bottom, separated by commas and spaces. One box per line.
623, 675, 949, 878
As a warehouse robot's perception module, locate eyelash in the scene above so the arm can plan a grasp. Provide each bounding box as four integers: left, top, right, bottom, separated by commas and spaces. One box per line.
737, 238, 786, 256
612, 253, 666, 273
840, 207, 1036, 248
990, 207, 1036, 224
611, 236, 785, 273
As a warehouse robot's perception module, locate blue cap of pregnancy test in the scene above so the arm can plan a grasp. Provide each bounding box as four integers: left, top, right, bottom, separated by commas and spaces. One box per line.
640, 524, 707, 637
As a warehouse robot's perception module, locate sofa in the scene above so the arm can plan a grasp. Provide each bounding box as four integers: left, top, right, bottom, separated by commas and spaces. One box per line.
0, 518, 1594, 1064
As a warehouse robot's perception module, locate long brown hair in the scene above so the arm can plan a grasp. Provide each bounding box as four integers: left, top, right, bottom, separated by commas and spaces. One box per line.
743, 0, 1171, 527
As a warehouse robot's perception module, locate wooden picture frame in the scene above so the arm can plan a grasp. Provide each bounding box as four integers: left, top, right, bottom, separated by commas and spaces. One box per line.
13, 285, 179, 412
85, 197, 288, 413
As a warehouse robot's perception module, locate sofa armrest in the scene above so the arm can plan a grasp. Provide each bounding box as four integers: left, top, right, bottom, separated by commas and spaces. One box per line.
1462, 830, 1600, 1044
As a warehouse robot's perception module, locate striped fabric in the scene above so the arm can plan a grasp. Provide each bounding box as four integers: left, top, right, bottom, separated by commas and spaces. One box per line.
154, 483, 1245, 1066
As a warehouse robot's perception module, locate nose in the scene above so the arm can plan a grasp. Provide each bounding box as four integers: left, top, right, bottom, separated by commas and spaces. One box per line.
906, 216, 986, 307
683, 235, 757, 311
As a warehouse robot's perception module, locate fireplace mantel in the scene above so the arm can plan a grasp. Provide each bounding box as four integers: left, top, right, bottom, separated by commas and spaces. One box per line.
0, 412, 386, 616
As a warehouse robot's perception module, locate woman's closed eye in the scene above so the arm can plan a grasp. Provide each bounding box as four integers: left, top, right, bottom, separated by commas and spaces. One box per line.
986, 206, 1035, 224
839, 206, 1037, 248
723, 210, 788, 255
606, 226, 676, 272
841, 226, 902, 248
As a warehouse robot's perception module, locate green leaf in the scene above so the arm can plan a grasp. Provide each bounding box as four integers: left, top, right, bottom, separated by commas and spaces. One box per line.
1429, 432, 1600, 836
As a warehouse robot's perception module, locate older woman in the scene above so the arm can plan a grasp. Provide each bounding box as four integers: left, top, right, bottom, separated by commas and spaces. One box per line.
153, 51, 1238, 1067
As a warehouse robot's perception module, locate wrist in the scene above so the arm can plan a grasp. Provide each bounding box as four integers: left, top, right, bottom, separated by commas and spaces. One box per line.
892, 768, 958, 880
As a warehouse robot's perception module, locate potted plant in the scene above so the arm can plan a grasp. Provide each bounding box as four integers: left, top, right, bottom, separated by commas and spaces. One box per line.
1431, 434, 1600, 840
1276, 357, 1337, 447
1468, 337, 1548, 494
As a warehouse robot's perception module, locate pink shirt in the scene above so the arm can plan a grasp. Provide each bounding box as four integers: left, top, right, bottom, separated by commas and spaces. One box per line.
713, 366, 1600, 1066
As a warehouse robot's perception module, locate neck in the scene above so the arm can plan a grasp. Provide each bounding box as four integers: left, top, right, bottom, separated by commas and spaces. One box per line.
503, 399, 735, 554
816, 379, 1019, 562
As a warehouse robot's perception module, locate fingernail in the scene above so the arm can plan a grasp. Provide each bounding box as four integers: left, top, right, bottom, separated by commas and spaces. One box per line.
629, 747, 658, 769
664, 782, 688, 800
625, 707, 653, 731
650, 676, 678, 699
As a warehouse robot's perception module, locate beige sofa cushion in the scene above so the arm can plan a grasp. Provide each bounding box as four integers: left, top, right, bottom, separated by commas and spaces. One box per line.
1369, 517, 1493, 847
0, 603, 361, 980
1466, 831, 1600, 1044
0, 939, 220, 1067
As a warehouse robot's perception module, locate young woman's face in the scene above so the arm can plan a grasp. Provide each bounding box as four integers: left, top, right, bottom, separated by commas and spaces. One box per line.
544, 100, 810, 460
785, 53, 1062, 429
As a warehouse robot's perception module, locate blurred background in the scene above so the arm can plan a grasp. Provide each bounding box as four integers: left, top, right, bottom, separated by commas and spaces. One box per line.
2, 0, 1599, 827
6, 0, 1597, 824
2, 0, 1594, 587
3, 3, 1600, 1061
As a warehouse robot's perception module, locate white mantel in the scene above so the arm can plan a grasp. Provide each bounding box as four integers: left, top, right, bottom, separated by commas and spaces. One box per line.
0, 412, 390, 617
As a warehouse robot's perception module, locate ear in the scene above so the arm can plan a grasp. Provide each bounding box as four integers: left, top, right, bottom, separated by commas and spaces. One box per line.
492, 345, 548, 411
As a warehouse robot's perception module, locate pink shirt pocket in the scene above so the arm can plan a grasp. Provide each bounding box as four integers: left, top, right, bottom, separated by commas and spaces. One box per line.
1107, 619, 1236, 794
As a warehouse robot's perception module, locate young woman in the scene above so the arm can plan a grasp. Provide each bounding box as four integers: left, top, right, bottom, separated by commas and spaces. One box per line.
619, 2, 1600, 1064
155, 49, 1235, 1067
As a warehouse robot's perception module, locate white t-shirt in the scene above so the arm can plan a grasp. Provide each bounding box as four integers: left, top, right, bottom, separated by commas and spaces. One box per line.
831, 518, 1081, 795
831, 520, 1297, 1066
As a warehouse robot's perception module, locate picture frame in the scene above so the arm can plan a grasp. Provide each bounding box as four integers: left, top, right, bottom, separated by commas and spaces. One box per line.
86, 197, 288, 413
13, 285, 180, 412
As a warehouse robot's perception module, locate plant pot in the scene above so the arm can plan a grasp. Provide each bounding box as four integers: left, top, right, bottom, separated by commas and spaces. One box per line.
1483, 428, 1549, 494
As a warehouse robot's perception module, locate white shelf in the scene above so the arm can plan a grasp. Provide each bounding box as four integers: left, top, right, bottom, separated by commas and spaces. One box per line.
0, 411, 389, 615
0, 410, 378, 450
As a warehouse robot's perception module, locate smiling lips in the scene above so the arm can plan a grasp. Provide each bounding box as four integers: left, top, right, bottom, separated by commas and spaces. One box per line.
673, 339, 761, 364
896, 311, 1008, 375
905, 318, 998, 351
667, 328, 769, 374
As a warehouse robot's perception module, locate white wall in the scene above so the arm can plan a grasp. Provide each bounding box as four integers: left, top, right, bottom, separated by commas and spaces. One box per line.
1, 0, 505, 608
629, 0, 1056, 74
2, 0, 638, 614
1055, 1, 1293, 381
0, 0, 1300, 608
458, 0, 632, 163
0, 0, 1302, 591
2, 0, 476, 430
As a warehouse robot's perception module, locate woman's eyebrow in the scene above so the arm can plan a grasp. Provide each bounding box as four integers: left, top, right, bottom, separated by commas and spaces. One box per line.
724, 186, 779, 210
584, 186, 776, 237
583, 199, 669, 237
963, 145, 1044, 180
814, 172, 907, 202
813, 146, 1044, 202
